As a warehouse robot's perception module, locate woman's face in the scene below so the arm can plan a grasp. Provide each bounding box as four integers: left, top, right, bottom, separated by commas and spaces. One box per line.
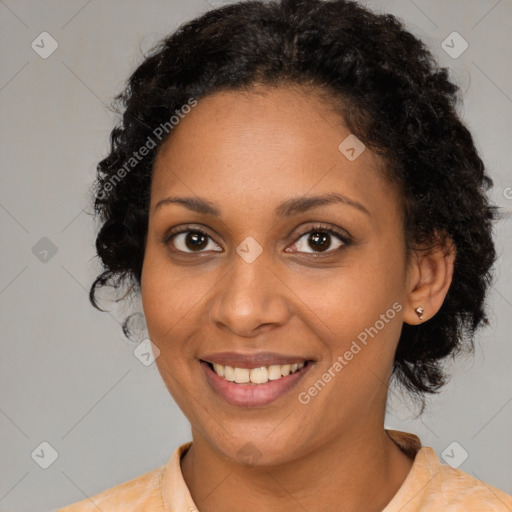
141, 85, 413, 465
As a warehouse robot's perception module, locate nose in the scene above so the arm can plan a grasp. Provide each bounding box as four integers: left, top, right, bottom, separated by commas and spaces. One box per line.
208, 250, 292, 338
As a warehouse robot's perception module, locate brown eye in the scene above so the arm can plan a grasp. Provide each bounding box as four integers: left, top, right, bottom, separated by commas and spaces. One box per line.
167, 229, 222, 253
289, 225, 350, 255
312, 232, 332, 251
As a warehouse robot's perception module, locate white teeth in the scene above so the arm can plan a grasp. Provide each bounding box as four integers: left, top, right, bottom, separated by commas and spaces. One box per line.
213, 363, 224, 377
209, 361, 306, 384
268, 365, 282, 380
224, 365, 235, 381
250, 366, 269, 384
234, 368, 250, 383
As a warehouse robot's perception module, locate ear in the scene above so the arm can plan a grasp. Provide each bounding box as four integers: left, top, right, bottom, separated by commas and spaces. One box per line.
403, 233, 456, 325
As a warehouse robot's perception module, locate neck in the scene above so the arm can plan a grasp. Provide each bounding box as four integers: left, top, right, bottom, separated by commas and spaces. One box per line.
180, 421, 414, 512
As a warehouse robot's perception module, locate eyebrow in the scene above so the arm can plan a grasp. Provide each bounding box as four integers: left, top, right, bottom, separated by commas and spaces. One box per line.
154, 192, 370, 218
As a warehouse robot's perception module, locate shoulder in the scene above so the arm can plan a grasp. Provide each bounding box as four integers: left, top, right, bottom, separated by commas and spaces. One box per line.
432, 457, 512, 510
384, 431, 512, 512
403, 446, 512, 511
53, 464, 166, 512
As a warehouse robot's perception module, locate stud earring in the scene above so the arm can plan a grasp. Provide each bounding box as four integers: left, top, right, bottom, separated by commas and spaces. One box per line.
415, 306, 424, 321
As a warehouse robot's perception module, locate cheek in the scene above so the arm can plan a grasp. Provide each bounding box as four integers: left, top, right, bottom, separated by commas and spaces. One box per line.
141, 250, 184, 354
141, 246, 190, 329
140, 249, 218, 367
140, 252, 205, 411
300, 245, 406, 388
303, 251, 405, 337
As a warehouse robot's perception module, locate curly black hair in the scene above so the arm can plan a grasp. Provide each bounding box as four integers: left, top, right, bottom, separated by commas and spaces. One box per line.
89, 0, 497, 405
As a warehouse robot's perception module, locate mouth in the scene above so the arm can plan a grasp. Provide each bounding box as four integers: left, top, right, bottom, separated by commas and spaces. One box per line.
202, 360, 310, 383
199, 358, 315, 407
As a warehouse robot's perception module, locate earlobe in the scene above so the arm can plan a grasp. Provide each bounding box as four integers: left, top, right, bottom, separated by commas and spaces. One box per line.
403, 236, 456, 325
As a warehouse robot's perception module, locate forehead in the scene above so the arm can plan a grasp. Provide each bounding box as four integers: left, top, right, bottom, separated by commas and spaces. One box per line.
150, 86, 399, 223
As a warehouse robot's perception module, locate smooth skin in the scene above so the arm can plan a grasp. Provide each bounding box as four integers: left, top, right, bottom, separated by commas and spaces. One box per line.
140, 84, 455, 512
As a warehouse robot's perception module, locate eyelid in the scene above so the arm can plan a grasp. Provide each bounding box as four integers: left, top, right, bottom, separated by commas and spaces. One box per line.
162, 223, 219, 245
290, 223, 351, 245
162, 222, 352, 254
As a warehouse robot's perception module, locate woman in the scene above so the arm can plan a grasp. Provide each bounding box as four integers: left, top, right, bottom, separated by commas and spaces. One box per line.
56, 0, 512, 510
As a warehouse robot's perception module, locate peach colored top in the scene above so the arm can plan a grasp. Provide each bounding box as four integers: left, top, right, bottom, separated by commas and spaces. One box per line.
55, 430, 512, 511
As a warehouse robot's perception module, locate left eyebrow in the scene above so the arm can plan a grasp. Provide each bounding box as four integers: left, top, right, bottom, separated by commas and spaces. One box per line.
274, 192, 370, 217
154, 192, 370, 217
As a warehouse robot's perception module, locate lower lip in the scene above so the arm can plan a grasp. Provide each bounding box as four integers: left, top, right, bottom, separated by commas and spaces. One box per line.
200, 360, 313, 407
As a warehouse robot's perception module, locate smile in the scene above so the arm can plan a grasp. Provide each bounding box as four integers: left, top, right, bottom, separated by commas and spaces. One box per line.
208, 361, 306, 384
200, 359, 314, 407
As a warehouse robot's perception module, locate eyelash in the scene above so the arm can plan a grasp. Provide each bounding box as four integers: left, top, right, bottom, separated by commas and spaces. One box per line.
162, 223, 352, 256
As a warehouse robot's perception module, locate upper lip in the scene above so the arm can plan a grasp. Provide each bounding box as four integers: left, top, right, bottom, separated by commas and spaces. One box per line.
200, 351, 314, 368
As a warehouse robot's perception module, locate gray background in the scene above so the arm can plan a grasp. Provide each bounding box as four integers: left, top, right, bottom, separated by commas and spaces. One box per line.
0, 1, 511, 511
